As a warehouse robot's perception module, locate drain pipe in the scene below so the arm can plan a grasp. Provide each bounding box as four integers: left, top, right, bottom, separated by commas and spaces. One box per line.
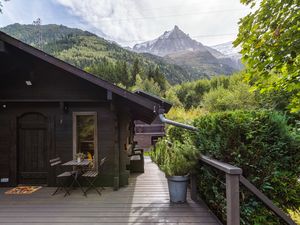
158, 109, 198, 132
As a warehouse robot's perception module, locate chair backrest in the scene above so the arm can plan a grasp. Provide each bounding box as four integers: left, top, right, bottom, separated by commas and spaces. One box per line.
49, 157, 62, 167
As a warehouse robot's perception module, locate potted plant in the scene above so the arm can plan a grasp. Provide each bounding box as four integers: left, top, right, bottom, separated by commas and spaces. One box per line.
152, 139, 198, 203
75, 152, 85, 163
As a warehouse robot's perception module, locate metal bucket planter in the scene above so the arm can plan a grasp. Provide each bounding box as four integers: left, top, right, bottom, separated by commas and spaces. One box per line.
167, 175, 189, 203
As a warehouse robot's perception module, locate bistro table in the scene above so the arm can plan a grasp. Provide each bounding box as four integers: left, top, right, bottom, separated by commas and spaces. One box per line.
62, 159, 91, 196
62, 159, 90, 167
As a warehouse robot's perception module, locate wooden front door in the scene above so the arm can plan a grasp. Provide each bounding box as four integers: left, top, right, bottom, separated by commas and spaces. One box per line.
18, 113, 48, 185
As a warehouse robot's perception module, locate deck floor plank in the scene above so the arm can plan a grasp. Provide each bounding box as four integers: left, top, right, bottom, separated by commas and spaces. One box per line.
0, 157, 220, 225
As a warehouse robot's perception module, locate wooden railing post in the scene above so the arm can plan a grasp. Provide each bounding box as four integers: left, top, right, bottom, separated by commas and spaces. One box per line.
190, 174, 197, 202
226, 174, 240, 225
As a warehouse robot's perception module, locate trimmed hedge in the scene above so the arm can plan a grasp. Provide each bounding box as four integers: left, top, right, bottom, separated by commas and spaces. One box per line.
168, 110, 300, 224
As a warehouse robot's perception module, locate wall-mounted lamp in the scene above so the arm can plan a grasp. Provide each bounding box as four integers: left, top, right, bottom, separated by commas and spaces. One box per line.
2, 104, 6, 109
25, 80, 32, 86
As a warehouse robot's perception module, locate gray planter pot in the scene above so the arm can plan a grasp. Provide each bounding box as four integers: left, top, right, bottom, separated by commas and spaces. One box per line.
166, 175, 189, 203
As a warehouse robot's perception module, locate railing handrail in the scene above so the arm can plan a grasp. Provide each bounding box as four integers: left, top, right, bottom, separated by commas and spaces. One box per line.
191, 155, 297, 225
200, 156, 242, 175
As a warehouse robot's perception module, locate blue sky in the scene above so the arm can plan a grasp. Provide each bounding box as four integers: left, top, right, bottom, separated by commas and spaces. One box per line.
0, 0, 251, 47
0, 0, 96, 32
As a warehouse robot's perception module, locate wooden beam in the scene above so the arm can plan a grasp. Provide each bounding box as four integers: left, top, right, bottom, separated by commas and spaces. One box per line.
226, 174, 240, 225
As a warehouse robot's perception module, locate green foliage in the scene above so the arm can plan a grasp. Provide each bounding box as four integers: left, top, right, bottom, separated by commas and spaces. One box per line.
165, 88, 183, 107
167, 72, 260, 112
150, 138, 169, 168
191, 110, 300, 224
289, 209, 300, 224
132, 74, 163, 96
150, 138, 198, 176
234, 0, 300, 114
130, 58, 140, 86
85, 58, 132, 88
1, 23, 95, 48
166, 107, 206, 123
203, 82, 258, 112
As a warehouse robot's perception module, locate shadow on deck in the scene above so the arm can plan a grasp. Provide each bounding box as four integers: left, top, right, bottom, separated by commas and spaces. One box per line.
0, 157, 221, 225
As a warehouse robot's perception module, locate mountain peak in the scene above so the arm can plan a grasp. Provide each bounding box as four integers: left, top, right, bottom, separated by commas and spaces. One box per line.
133, 26, 205, 56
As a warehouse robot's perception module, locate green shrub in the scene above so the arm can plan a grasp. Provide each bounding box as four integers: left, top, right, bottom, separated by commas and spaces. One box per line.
150, 138, 169, 167
191, 110, 300, 224
202, 82, 258, 112
150, 138, 198, 176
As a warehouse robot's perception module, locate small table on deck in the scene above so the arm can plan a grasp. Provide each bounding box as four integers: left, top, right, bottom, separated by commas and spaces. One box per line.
62, 159, 90, 167
62, 159, 90, 196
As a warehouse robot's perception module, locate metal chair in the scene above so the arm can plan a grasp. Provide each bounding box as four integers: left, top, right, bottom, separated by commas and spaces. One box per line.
82, 157, 106, 196
49, 157, 76, 196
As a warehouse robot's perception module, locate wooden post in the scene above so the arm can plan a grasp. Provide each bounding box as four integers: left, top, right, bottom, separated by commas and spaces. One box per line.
190, 174, 197, 202
226, 174, 240, 225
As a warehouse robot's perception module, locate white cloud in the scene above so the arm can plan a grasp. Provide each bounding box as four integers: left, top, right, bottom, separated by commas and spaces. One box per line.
2, 0, 250, 47
55, 0, 149, 45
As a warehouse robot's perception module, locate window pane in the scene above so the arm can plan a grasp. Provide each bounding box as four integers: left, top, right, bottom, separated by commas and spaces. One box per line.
77, 115, 95, 159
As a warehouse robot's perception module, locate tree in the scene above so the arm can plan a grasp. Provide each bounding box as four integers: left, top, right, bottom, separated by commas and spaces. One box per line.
234, 0, 300, 114
133, 74, 163, 96
0, 0, 8, 13
203, 82, 258, 112
130, 58, 140, 86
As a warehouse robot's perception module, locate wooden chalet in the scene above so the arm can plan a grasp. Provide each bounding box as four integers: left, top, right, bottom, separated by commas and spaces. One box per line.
0, 31, 171, 189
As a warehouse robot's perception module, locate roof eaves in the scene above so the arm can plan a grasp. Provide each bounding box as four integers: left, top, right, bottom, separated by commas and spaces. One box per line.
0, 31, 159, 112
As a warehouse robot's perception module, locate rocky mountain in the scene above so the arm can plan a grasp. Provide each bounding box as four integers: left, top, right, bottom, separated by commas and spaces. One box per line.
133, 26, 243, 76
212, 41, 241, 58
133, 25, 208, 57
211, 42, 243, 70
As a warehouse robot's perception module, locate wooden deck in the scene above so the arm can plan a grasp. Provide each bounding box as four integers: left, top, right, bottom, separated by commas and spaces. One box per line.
0, 157, 221, 225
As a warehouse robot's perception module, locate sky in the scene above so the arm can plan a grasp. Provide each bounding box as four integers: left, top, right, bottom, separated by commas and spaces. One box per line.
0, 0, 251, 47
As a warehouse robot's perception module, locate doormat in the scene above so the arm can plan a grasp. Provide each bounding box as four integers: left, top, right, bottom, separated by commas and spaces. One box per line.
5, 186, 42, 195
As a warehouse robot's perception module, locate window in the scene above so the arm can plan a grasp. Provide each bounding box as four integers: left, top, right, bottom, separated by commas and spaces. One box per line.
73, 112, 97, 167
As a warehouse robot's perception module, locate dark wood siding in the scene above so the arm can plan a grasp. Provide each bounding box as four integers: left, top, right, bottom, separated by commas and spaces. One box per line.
0, 113, 11, 186
0, 101, 119, 187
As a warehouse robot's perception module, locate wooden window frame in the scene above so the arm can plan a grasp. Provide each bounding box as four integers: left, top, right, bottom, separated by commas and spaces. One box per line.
72, 112, 98, 170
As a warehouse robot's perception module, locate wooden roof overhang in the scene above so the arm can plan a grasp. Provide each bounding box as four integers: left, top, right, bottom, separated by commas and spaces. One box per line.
134, 90, 172, 113
0, 31, 170, 124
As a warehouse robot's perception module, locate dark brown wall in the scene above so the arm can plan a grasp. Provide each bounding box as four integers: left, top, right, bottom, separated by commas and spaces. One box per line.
0, 102, 118, 187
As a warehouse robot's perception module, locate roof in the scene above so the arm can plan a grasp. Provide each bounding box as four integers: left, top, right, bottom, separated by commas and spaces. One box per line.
0, 31, 172, 123
134, 90, 172, 113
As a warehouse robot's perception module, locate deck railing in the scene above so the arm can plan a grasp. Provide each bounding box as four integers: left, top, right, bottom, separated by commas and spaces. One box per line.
190, 155, 297, 225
